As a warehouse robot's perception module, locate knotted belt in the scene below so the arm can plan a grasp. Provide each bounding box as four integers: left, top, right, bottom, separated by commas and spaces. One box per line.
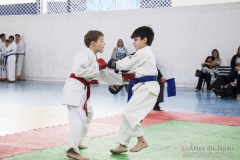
70, 73, 90, 116
3, 52, 15, 70
16, 53, 25, 63
127, 75, 158, 101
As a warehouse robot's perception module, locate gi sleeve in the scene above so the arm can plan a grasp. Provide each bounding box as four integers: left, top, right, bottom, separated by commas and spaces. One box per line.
97, 69, 123, 85
116, 50, 147, 71
17, 42, 25, 53
73, 52, 99, 79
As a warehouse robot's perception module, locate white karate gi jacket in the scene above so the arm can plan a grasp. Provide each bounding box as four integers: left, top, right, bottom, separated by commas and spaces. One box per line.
5, 42, 17, 62
62, 48, 123, 107
62, 48, 99, 107
16, 40, 25, 54
116, 46, 159, 95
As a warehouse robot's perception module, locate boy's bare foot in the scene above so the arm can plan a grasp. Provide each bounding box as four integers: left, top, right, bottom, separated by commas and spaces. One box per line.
67, 148, 89, 160
110, 145, 128, 154
78, 145, 88, 149
129, 136, 148, 152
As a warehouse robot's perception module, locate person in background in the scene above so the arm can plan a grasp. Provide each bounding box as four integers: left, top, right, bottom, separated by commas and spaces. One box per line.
0, 33, 6, 81
153, 69, 166, 111
228, 46, 240, 99
2, 36, 17, 82
195, 49, 221, 92
15, 34, 25, 80
108, 39, 129, 92
112, 39, 129, 60
202, 56, 218, 82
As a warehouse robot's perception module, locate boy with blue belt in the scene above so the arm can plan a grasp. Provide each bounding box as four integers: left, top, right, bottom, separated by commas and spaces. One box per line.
110, 26, 160, 154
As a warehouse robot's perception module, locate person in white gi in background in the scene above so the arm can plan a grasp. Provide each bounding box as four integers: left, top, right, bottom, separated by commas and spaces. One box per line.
110, 26, 160, 154
62, 30, 123, 160
2, 36, 17, 82
0, 33, 6, 81
15, 34, 25, 80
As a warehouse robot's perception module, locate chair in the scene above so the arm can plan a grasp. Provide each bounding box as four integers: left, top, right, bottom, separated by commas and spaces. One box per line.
218, 66, 232, 77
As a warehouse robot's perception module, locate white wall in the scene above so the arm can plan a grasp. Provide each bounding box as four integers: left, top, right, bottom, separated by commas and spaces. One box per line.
1, 3, 240, 87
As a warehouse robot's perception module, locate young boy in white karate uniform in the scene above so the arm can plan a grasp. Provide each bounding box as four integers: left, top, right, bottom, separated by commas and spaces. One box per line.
110, 26, 160, 154
2, 36, 17, 82
0, 34, 6, 81
62, 30, 122, 160
15, 34, 25, 80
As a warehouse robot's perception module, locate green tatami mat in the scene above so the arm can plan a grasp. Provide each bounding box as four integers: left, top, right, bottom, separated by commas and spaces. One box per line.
4, 121, 240, 160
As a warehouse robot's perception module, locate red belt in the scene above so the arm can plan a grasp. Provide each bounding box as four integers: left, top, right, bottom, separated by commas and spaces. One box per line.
70, 73, 90, 116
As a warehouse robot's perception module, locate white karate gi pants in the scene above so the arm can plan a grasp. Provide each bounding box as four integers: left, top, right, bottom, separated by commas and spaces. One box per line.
2, 56, 16, 81
16, 55, 24, 76
0, 65, 3, 79
67, 104, 93, 154
2, 66, 6, 79
7, 60, 16, 81
116, 84, 158, 146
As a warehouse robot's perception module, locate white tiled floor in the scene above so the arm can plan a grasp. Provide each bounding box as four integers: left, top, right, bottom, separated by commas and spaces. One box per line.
1, 81, 240, 136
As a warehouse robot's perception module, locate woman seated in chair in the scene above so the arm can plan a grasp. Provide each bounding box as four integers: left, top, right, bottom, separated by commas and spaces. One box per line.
108, 39, 129, 68
195, 49, 222, 92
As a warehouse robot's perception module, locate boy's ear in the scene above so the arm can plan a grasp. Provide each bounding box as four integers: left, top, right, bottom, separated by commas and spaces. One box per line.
90, 41, 95, 47
143, 37, 147, 43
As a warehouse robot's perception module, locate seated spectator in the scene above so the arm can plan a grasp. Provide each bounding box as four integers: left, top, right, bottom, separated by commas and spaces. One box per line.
228, 46, 240, 99
108, 39, 129, 92
202, 56, 219, 82
108, 39, 129, 68
196, 49, 221, 92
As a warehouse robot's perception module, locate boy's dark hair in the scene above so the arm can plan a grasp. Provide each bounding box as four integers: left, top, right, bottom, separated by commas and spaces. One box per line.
204, 56, 215, 68
9, 35, 14, 40
0, 33, 5, 38
131, 26, 154, 46
205, 56, 214, 63
15, 34, 20, 37
84, 30, 104, 47
5, 39, 10, 43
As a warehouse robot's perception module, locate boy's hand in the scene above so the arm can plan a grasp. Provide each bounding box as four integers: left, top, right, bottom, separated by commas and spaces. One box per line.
160, 77, 166, 83
97, 58, 107, 70
205, 62, 210, 65
235, 66, 240, 71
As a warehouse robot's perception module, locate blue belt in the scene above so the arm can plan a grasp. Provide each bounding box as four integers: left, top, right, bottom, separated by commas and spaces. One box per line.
127, 75, 158, 101
3, 53, 15, 69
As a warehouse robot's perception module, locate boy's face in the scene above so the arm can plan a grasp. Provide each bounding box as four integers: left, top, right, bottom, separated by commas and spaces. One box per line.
9, 38, 14, 43
15, 36, 20, 41
133, 37, 147, 51
5, 41, 9, 47
92, 36, 105, 53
